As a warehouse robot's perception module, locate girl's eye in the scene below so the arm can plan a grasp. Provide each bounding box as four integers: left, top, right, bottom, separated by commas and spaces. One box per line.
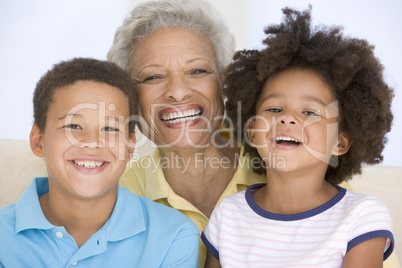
102, 126, 119, 132
63, 124, 81, 130
267, 108, 282, 113
303, 111, 320, 117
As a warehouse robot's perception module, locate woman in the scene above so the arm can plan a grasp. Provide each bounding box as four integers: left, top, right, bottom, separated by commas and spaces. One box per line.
107, 0, 265, 266
107, 0, 399, 267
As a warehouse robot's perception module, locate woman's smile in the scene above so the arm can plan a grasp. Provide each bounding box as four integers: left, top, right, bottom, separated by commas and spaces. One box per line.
159, 105, 204, 128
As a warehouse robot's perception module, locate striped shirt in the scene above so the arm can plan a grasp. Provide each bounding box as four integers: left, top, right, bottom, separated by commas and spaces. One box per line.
202, 184, 394, 267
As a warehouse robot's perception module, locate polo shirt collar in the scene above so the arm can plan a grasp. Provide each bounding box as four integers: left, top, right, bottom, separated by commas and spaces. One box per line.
143, 147, 264, 212
232, 147, 265, 187
143, 150, 199, 212
105, 186, 146, 242
15, 177, 146, 243
15, 177, 54, 234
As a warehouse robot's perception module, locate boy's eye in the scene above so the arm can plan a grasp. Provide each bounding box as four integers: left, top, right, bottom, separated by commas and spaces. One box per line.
102, 126, 119, 132
63, 124, 81, 130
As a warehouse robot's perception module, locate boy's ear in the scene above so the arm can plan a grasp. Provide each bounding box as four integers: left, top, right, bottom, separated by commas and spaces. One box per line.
30, 124, 44, 157
246, 119, 256, 147
332, 132, 351, 156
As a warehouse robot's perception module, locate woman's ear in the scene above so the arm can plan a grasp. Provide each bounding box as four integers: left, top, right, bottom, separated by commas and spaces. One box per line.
30, 124, 44, 157
246, 119, 256, 147
332, 132, 351, 156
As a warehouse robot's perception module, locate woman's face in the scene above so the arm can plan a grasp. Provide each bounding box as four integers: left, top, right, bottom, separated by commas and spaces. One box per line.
130, 27, 224, 149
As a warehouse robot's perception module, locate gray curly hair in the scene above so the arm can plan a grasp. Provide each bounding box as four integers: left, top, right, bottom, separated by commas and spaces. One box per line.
107, 0, 235, 82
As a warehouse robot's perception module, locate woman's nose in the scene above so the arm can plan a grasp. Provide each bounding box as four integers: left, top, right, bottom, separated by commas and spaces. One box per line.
163, 74, 192, 102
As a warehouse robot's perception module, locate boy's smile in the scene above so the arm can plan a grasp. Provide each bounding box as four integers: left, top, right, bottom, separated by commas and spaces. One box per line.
69, 158, 109, 174
30, 80, 135, 200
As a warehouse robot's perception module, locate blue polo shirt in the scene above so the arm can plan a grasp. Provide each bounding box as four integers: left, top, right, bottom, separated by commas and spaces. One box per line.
0, 177, 199, 267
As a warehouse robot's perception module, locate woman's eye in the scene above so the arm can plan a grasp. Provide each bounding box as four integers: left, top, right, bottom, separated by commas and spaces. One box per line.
190, 69, 210, 76
267, 108, 282, 113
191, 69, 206, 74
63, 124, 81, 130
143, 75, 163, 83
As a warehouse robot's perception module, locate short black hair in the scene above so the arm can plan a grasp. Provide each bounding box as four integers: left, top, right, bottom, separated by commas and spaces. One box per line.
33, 57, 137, 135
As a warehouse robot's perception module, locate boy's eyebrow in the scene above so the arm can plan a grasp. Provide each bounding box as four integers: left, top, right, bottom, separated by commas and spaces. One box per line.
58, 113, 82, 121
104, 115, 126, 123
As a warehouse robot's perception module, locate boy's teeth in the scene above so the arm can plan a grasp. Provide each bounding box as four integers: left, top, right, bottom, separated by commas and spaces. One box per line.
74, 160, 104, 168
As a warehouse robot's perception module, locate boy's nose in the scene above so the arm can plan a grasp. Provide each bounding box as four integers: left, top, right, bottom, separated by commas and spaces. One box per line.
78, 131, 103, 149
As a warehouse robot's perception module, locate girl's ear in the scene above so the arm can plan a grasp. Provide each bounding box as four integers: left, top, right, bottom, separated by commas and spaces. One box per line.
246, 119, 256, 147
30, 124, 44, 157
332, 132, 351, 156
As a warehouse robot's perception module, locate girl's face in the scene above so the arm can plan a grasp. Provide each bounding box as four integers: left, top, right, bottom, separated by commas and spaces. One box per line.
248, 68, 349, 173
130, 27, 224, 150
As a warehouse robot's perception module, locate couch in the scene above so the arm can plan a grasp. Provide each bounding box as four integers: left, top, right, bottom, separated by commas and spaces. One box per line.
1, 138, 401, 263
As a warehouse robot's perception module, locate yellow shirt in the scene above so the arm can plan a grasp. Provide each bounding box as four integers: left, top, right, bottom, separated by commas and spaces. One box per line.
120, 149, 400, 268
120, 149, 266, 267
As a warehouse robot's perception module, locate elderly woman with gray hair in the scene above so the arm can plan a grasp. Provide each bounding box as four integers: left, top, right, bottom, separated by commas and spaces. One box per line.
107, 0, 265, 266
107, 0, 400, 267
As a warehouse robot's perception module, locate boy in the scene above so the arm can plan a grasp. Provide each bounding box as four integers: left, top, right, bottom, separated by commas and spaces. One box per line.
203, 7, 394, 267
0, 58, 199, 267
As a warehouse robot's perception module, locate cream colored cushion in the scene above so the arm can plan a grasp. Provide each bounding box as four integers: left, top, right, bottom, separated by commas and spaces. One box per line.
0, 139, 47, 206
0, 139, 401, 261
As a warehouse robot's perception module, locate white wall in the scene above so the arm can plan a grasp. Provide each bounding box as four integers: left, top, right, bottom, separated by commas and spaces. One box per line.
0, 0, 135, 138
242, 0, 402, 167
0, 0, 400, 166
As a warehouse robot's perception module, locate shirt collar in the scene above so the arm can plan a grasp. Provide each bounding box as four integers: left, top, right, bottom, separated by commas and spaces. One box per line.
15, 177, 54, 234
231, 147, 266, 186
15, 177, 146, 242
143, 147, 265, 207
105, 186, 146, 241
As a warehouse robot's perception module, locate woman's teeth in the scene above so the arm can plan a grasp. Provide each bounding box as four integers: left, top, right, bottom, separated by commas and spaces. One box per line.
74, 160, 104, 168
161, 108, 202, 124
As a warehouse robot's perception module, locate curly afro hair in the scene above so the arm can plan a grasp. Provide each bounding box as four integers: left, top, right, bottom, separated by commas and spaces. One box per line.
223, 6, 394, 184
33, 58, 137, 135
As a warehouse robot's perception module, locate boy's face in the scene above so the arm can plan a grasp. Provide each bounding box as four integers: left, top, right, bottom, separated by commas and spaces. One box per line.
247, 68, 349, 172
30, 80, 135, 200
